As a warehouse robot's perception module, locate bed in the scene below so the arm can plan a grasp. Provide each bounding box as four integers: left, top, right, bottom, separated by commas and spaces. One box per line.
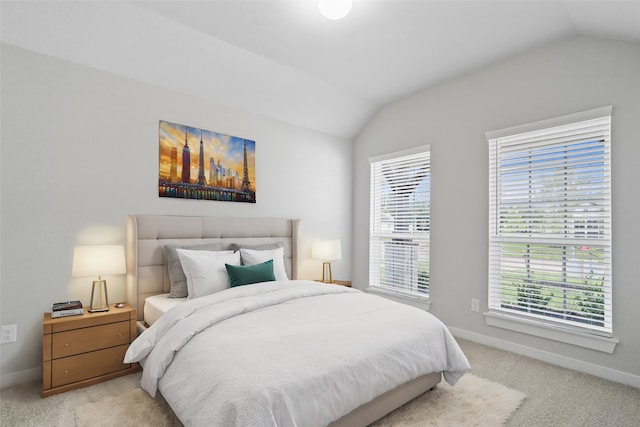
124, 214, 470, 426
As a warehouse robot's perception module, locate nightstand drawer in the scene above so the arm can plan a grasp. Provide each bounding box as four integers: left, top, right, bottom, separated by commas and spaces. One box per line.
52, 321, 130, 358
51, 344, 130, 388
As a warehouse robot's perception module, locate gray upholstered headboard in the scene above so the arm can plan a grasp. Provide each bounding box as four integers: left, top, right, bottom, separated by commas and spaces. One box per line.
126, 215, 300, 321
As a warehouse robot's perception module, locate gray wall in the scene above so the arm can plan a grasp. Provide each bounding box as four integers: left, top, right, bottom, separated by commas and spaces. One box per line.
0, 44, 353, 383
3, 35, 639, 388
354, 36, 640, 383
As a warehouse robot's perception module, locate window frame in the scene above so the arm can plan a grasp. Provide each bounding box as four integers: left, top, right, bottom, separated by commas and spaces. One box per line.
485, 106, 617, 353
368, 145, 431, 303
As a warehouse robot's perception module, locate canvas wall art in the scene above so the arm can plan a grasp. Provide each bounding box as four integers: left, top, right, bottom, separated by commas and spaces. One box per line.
158, 120, 256, 203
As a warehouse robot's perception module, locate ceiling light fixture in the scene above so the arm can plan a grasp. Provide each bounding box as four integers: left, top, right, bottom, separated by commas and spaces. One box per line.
318, 0, 352, 20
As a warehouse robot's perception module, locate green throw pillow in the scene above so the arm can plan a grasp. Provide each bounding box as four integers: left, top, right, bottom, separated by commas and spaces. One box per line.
225, 260, 276, 287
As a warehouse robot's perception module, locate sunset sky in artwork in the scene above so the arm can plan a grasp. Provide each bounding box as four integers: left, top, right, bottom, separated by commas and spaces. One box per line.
158, 120, 255, 188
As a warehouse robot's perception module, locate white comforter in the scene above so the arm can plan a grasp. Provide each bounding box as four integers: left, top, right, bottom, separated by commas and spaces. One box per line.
125, 280, 470, 426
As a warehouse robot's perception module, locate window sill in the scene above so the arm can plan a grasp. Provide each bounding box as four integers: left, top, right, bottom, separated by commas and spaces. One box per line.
485, 311, 618, 353
365, 287, 431, 311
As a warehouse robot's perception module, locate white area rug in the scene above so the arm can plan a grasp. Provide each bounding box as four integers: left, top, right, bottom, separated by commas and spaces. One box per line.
75, 387, 174, 427
74, 373, 525, 426
372, 374, 527, 426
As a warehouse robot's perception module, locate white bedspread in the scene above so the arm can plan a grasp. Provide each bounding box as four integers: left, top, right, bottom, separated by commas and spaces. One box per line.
125, 280, 470, 426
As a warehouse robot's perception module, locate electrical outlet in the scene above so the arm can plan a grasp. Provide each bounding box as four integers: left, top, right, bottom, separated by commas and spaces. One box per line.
471, 299, 480, 313
1, 324, 17, 344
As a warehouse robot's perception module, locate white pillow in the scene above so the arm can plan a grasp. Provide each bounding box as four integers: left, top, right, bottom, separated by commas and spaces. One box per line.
239, 247, 289, 281
176, 249, 240, 299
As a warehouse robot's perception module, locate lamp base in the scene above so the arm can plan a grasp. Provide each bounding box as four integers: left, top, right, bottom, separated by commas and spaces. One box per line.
89, 279, 110, 312
322, 261, 333, 284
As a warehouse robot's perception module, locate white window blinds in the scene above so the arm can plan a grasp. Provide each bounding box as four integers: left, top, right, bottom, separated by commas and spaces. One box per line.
369, 146, 430, 298
487, 106, 612, 336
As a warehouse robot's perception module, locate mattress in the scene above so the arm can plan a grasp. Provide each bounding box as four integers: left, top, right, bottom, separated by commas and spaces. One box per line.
144, 293, 185, 326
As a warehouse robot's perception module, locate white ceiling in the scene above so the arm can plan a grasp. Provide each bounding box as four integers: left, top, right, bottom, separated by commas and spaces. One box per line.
2, 1, 639, 139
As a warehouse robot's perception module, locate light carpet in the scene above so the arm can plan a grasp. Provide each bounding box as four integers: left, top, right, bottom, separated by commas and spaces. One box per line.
73, 373, 525, 426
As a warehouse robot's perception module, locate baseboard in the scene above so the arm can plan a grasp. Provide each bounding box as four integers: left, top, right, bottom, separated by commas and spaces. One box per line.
4, 331, 638, 390
0, 367, 41, 389
449, 327, 640, 389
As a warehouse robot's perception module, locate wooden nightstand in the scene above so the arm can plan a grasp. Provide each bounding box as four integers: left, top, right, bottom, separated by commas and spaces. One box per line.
42, 303, 138, 397
316, 280, 352, 287
332, 280, 352, 287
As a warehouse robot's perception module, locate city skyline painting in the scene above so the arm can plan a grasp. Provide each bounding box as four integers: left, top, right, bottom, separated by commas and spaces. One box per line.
158, 120, 256, 203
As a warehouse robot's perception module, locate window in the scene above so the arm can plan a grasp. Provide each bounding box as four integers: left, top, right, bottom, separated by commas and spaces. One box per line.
369, 146, 430, 299
487, 106, 612, 339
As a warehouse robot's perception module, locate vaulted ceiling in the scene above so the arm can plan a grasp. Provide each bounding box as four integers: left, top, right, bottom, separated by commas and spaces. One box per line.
2, 1, 639, 139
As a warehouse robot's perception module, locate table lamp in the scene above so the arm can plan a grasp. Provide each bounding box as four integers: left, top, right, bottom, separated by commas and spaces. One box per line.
312, 240, 342, 283
72, 245, 126, 312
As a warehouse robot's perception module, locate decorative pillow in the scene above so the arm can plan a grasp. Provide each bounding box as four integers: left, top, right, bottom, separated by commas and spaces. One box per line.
239, 246, 289, 281
229, 242, 284, 252
176, 249, 241, 299
164, 243, 224, 298
225, 260, 276, 287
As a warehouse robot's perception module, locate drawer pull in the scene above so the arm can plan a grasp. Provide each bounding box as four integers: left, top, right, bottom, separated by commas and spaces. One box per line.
64, 370, 69, 374
65, 343, 69, 347
118, 333, 122, 337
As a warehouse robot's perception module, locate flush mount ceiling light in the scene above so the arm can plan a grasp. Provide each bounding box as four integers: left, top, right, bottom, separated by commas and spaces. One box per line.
318, 0, 352, 20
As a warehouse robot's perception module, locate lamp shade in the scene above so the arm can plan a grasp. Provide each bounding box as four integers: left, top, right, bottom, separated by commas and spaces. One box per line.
72, 245, 126, 278
312, 240, 342, 261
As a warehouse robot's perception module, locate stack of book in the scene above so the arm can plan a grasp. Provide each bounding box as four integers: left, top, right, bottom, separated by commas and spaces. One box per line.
51, 300, 84, 318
